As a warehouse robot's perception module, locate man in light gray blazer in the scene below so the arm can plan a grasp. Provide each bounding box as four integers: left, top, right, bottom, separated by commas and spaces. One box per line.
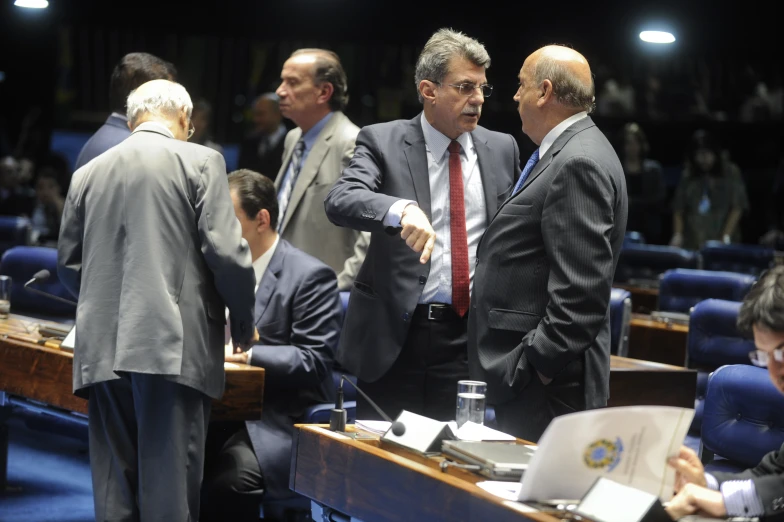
58, 79, 257, 522
273, 48, 369, 291
468, 46, 628, 442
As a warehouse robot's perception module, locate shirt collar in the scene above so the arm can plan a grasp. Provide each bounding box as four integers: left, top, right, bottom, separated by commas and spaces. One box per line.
132, 121, 175, 139
420, 113, 473, 162
301, 112, 334, 151
110, 112, 129, 122
539, 111, 587, 158
253, 235, 280, 289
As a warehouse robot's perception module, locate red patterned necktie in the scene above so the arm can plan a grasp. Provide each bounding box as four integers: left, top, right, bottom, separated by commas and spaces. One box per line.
448, 140, 469, 317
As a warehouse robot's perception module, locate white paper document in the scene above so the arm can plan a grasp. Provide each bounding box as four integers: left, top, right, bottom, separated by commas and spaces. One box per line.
355, 419, 517, 442
518, 406, 694, 503
477, 481, 523, 501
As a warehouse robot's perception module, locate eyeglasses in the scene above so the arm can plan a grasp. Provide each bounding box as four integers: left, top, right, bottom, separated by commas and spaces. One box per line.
187, 121, 195, 140
749, 343, 784, 367
435, 81, 493, 98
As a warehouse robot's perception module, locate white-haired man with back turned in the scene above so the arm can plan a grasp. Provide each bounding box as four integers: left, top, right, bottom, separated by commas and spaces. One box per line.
58, 79, 257, 522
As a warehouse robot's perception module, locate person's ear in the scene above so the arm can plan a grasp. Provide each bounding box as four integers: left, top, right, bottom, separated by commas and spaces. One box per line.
419, 80, 437, 105
317, 82, 335, 106
537, 79, 554, 108
257, 209, 270, 232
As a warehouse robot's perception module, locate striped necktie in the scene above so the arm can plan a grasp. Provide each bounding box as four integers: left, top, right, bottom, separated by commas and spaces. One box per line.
512, 148, 540, 196
277, 139, 306, 232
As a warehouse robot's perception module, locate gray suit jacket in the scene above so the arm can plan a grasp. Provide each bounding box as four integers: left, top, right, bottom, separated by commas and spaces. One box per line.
58, 127, 256, 400
245, 239, 340, 500
325, 114, 520, 382
274, 111, 368, 290
468, 116, 628, 410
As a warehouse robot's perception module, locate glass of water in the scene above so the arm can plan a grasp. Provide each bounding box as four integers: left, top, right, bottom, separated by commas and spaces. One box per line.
0, 275, 11, 319
456, 380, 487, 427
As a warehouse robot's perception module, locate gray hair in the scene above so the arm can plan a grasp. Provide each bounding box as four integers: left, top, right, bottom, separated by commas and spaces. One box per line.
414, 28, 491, 103
126, 81, 193, 126
533, 54, 595, 113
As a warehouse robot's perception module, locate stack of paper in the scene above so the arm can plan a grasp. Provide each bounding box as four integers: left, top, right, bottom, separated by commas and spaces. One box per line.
355, 420, 391, 435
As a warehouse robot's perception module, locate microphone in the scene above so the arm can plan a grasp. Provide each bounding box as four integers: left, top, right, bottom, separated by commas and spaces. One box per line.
24, 269, 77, 307
329, 375, 406, 436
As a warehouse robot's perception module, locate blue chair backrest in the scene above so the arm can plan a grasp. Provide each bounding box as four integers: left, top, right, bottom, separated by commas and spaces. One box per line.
50, 129, 93, 173
0, 216, 32, 257
700, 241, 775, 277
615, 244, 699, 284
221, 143, 240, 172
609, 288, 632, 357
658, 269, 756, 313
0, 246, 75, 318
686, 299, 755, 435
623, 231, 646, 247
702, 365, 784, 469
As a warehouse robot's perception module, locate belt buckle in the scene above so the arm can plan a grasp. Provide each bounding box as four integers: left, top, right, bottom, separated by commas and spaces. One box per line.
428, 304, 437, 321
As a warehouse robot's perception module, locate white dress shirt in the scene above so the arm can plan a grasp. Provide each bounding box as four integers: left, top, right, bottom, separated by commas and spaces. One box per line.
384, 114, 487, 304
539, 111, 588, 159
226, 236, 280, 358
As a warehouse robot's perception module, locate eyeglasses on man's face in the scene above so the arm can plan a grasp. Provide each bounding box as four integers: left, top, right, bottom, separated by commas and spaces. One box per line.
749, 343, 784, 367
187, 121, 195, 140
435, 81, 493, 98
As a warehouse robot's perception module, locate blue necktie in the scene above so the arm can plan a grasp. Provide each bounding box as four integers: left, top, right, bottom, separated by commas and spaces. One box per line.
277, 139, 306, 232
512, 148, 540, 196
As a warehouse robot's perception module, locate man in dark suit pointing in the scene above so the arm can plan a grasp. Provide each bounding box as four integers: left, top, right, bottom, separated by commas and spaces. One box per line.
468, 45, 628, 442
326, 28, 519, 422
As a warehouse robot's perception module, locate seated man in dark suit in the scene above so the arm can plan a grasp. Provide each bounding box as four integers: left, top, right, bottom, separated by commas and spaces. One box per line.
666, 265, 784, 520
74, 52, 176, 170
202, 169, 341, 522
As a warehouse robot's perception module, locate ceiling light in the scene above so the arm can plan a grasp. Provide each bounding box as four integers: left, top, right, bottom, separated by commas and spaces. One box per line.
639, 31, 675, 44
14, 0, 49, 8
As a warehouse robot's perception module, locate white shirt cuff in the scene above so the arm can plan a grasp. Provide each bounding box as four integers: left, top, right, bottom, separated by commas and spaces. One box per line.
705, 473, 719, 490
383, 199, 417, 227
720, 479, 764, 517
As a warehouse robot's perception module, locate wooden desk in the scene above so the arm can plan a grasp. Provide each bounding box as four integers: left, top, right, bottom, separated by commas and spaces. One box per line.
0, 315, 265, 421
292, 358, 696, 522
291, 425, 562, 522
628, 314, 689, 367
614, 284, 659, 314
609, 355, 696, 409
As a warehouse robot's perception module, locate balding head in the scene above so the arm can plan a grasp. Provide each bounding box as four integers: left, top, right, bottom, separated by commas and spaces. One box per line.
126, 79, 194, 141
514, 45, 595, 145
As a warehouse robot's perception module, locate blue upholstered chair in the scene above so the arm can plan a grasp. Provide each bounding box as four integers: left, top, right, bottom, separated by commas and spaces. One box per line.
701, 365, 784, 474
685, 300, 755, 439
614, 244, 699, 285
623, 231, 646, 247
0, 246, 76, 322
700, 241, 775, 277
658, 269, 756, 314
0, 216, 32, 257
609, 288, 632, 357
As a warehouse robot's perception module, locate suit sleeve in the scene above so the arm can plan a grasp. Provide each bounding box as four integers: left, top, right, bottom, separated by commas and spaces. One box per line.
524, 155, 617, 378
249, 265, 341, 390
324, 126, 403, 233
57, 170, 84, 298
195, 151, 256, 345
712, 446, 784, 517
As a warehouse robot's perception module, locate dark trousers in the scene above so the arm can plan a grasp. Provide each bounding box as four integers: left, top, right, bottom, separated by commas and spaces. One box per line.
88, 374, 211, 522
493, 372, 586, 443
201, 426, 264, 522
358, 306, 469, 422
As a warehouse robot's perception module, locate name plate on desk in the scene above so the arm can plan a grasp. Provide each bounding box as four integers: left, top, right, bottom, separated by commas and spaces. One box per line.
381, 410, 455, 454
574, 477, 670, 522
60, 325, 76, 351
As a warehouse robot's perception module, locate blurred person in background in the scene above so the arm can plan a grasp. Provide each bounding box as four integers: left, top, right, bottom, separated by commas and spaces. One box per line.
190, 99, 224, 154
619, 122, 665, 244
0, 155, 35, 216
238, 93, 287, 180
671, 130, 748, 250
30, 166, 64, 245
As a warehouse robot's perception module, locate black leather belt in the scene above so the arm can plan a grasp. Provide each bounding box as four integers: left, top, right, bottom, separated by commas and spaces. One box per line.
413, 303, 464, 322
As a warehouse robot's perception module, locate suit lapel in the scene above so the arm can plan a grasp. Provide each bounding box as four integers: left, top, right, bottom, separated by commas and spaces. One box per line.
472, 130, 497, 221
254, 241, 286, 326
280, 113, 343, 233
403, 114, 432, 219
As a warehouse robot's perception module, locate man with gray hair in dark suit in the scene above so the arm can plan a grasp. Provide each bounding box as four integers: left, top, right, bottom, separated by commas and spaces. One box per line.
58, 79, 257, 522
468, 45, 628, 442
